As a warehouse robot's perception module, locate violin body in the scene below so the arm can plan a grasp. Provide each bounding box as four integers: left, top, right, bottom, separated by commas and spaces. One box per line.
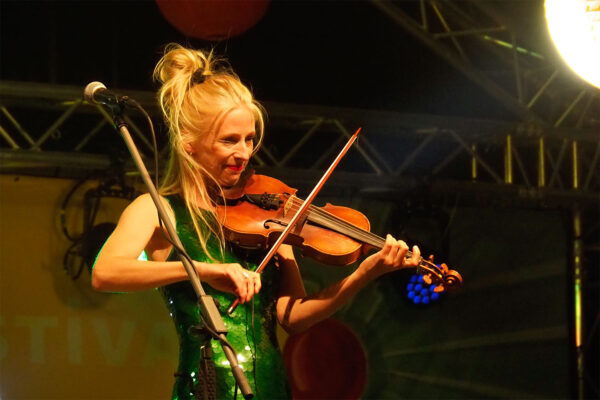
218, 172, 462, 293
218, 174, 371, 266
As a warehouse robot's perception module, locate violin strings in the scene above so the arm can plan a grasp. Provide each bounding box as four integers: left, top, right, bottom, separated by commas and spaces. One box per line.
285, 196, 376, 244
284, 195, 439, 272
286, 195, 385, 248
293, 197, 421, 256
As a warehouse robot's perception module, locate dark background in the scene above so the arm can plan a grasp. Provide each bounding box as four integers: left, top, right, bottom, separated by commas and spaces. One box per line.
1, 0, 552, 120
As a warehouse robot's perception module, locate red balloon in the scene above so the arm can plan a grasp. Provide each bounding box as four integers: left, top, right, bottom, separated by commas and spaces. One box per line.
156, 0, 270, 41
283, 319, 367, 400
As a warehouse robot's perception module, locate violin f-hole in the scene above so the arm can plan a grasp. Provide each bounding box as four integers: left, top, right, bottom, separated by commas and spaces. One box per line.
264, 219, 287, 230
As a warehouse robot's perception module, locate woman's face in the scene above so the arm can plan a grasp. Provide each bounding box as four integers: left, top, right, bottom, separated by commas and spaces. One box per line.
191, 106, 256, 187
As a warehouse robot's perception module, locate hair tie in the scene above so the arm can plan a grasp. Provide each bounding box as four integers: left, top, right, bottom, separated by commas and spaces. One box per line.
191, 68, 207, 85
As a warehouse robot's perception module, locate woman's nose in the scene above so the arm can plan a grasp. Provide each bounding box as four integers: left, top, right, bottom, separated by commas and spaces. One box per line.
234, 141, 251, 160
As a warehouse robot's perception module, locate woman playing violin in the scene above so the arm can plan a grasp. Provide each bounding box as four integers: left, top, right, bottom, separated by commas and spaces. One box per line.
92, 43, 421, 400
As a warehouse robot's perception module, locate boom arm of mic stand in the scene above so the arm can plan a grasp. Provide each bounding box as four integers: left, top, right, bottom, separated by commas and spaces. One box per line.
113, 115, 253, 399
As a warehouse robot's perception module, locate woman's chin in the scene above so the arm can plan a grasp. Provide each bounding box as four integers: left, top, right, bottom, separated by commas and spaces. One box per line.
219, 173, 241, 187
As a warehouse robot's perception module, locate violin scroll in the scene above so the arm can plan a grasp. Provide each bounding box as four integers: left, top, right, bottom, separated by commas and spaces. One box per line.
417, 257, 463, 294
442, 269, 463, 292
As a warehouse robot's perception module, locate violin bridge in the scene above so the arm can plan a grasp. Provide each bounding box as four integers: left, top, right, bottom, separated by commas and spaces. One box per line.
282, 194, 308, 235
283, 195, 295, 217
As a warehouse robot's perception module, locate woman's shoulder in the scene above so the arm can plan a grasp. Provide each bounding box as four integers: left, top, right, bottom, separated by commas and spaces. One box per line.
121, 193, 176, 225
128, 192, 169, 210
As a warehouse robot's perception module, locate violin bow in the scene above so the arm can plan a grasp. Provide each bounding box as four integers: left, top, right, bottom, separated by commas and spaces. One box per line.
227, 127, 361, 314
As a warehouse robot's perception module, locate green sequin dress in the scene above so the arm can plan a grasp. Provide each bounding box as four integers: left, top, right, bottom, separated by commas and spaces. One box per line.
162, 195, 291, 400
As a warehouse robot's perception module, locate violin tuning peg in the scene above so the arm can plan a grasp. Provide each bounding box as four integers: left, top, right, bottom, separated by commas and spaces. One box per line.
433, 285, 445, 293
428, 254, 435, 262
422, 274, 432, 285
440, 263, 449, 273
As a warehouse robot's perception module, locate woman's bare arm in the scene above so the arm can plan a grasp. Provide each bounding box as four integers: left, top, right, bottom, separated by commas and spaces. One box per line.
92, 193, 261, 303
276, 236, 420, 334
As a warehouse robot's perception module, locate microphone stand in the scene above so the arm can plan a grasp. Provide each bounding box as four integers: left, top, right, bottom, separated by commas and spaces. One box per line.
106, 102, 253, 399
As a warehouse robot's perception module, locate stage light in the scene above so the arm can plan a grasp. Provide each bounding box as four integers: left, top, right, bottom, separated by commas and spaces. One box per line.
61, 169, 138, 280
406, 273, 443, 305
545, 0, 600, 89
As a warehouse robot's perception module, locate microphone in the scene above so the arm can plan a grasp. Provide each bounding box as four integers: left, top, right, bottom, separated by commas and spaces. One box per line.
84, 81, 129, 108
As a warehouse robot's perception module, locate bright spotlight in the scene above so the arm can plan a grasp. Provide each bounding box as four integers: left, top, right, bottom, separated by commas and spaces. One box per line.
545, 0, 600, 89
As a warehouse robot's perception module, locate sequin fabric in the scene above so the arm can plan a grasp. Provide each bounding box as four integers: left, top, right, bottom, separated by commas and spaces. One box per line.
162, 195, 291, 400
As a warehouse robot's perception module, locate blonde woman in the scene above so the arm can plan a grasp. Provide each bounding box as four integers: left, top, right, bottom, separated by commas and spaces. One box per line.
93, 43, 421, 399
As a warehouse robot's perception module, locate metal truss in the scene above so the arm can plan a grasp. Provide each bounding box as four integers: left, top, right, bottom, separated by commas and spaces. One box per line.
370, 0, 600, 130
0, 80, 598, 203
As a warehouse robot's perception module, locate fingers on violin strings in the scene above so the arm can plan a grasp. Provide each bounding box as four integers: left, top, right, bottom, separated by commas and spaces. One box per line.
407, 245, 421, 266
393, 240, 410, 266
381, 234, 394, 259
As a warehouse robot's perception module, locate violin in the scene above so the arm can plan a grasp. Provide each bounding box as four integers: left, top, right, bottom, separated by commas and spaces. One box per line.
217, 172, 462, 293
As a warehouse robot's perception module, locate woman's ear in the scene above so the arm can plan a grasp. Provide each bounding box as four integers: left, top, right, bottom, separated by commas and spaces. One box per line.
183, 142, 193, 155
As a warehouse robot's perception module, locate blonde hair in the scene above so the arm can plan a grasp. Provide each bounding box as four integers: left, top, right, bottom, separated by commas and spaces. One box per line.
153, 43, 265, 260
